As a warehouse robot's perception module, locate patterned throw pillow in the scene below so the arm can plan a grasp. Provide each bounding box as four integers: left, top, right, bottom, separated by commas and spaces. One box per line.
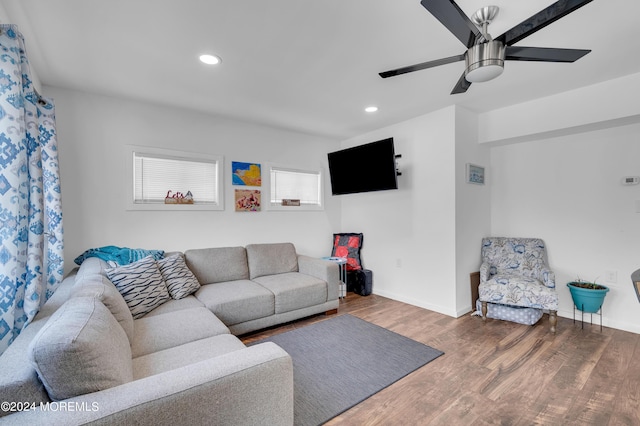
105, 256, 170, 319
331, 233, 363, 272
156, 254, 201, 299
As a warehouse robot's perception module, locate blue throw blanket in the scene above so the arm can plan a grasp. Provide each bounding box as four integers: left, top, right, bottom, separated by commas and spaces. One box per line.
74, 245, 165, 266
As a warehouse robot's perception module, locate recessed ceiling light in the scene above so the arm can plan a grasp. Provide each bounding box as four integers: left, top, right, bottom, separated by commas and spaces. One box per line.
199, 54, 221, 65
365, 106, 378, 113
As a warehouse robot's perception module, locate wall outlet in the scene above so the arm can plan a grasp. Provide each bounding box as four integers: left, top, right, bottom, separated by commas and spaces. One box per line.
395, 258, 402, 268
605, 270, 618, 283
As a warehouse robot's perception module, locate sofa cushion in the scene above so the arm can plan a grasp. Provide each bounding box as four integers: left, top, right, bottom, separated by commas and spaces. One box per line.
28, 297, 133, 401
253, 272, 328, 314
105, 255, 171, 319
144, 295, 205, 317
74, 257, 110, 285
132, 334, 246, 380
71, 276, 135, 342
479, 273, 559, 310
195, 280, 275, 326
131, 307, 230, 358
246, 243, 298, 280
36, 272, 77, 319
157, 254, 201, 299
185, 246, 249, 284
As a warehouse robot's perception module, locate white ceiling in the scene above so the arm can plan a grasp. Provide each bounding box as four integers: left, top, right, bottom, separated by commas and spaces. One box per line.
1, 0, 639, 139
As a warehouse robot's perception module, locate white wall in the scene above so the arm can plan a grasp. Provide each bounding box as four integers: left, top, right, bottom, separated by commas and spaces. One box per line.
44, 87, 341, 273
491, 123, 640, 333
478, 72, 640, 145
339, 106, 491, 318
340, 107, 459, 316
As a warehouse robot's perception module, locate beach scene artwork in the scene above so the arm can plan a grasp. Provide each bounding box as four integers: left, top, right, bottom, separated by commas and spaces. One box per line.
232, 161, 261, 186
235, 189, 261, 212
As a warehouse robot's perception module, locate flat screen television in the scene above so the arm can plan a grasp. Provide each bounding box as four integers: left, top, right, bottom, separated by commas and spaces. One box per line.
327, 137, 398, 195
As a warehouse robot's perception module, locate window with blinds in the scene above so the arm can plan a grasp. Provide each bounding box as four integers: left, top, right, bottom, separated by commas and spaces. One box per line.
269, 166, 323, 210
127, 146, 223, 210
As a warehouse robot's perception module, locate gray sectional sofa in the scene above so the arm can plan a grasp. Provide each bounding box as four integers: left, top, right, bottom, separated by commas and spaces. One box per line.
0, 242, 339, 425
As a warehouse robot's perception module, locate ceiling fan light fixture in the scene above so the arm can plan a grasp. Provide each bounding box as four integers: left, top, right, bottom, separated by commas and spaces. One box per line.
464, 40, 505, 83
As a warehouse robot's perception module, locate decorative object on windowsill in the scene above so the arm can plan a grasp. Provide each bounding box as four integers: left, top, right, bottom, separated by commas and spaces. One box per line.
567, 278, 609, 331
164, 190, 194, 204
281, 199, 300, 206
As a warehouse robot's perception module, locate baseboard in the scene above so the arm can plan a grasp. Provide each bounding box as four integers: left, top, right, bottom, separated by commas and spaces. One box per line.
371, 290, 640, 334
557, 309, 640, 334
372, 289, 459, 318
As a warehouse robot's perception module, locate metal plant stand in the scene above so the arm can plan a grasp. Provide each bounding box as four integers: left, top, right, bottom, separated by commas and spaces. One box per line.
572, 303, 603, 332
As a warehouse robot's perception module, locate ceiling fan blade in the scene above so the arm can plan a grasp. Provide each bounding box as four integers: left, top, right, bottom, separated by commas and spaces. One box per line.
379, 54, 464, 78
506, 46, 591, 62
450, 72, 471, 94
420, 0, 481, 48
496, 0, 593, 46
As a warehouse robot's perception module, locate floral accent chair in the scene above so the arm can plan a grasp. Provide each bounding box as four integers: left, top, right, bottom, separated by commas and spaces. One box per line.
479, 237, 558, 332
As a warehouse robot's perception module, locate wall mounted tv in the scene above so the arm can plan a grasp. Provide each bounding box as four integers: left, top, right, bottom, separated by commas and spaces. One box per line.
327, 137, 399, 195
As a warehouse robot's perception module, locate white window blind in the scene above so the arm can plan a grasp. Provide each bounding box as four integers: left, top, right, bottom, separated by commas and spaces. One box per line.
270, 166, 322, 207
128, 147, 224, 210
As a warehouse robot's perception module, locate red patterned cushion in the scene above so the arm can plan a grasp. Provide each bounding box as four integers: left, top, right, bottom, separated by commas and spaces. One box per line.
331, 233, 363, 271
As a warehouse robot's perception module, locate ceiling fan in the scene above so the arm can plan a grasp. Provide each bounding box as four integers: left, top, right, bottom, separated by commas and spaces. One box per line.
379, 0, 593, 94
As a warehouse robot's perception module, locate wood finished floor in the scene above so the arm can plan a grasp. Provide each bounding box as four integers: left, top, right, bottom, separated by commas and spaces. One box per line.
241, 293, 640, 426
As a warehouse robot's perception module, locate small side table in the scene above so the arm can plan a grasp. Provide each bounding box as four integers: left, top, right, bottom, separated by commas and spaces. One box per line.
323, 256, 347, 298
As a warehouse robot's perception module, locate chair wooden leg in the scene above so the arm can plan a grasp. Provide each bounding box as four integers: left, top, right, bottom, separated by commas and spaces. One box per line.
549, 310, 557, 333
481, 301, 487, 321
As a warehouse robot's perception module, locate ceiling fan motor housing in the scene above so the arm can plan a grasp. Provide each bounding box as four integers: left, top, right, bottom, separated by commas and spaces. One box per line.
465, 40, 505, 82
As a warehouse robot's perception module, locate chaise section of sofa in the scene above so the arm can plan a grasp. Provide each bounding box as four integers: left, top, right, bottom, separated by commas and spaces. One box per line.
3, 342, 293, 426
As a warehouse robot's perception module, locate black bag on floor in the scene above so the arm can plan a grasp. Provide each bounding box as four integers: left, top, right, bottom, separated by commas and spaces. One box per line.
346, 271, 357, 292
353, 269, 373, 296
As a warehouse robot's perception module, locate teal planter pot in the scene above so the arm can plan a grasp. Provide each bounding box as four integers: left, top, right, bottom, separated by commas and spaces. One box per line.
567, 282, 610, 313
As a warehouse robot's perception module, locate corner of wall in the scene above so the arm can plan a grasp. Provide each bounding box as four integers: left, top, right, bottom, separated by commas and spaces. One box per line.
454, 106, 491, 315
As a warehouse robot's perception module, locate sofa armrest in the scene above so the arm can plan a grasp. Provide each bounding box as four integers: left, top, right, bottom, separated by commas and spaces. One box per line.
2, 343, 293, 426
298, 255, 340, 301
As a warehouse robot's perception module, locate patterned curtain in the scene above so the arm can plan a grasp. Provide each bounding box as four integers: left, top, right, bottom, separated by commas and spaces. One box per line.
0, 25, 64, 355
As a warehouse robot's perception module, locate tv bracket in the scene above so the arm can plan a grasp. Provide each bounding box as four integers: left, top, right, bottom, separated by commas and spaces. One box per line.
395, 154, 402, 176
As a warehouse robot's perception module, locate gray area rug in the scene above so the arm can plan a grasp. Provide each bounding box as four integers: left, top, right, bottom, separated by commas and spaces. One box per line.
251, 314, 444, 426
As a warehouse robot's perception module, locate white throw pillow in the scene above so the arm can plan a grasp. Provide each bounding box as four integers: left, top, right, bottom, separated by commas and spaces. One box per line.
157, 254, 201, 299
106, 255, 170, 319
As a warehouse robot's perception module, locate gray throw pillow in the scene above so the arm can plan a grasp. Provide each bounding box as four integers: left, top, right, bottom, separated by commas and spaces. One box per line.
105, 255, 170, 319
157, 254, 201, 299
28, 296, 133, 401
71, 276, 135, 342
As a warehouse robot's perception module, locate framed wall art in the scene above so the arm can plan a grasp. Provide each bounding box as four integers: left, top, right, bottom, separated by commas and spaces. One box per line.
235, 189, 261, 212
466, 163, 485, 185
232, 161, 261, 186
